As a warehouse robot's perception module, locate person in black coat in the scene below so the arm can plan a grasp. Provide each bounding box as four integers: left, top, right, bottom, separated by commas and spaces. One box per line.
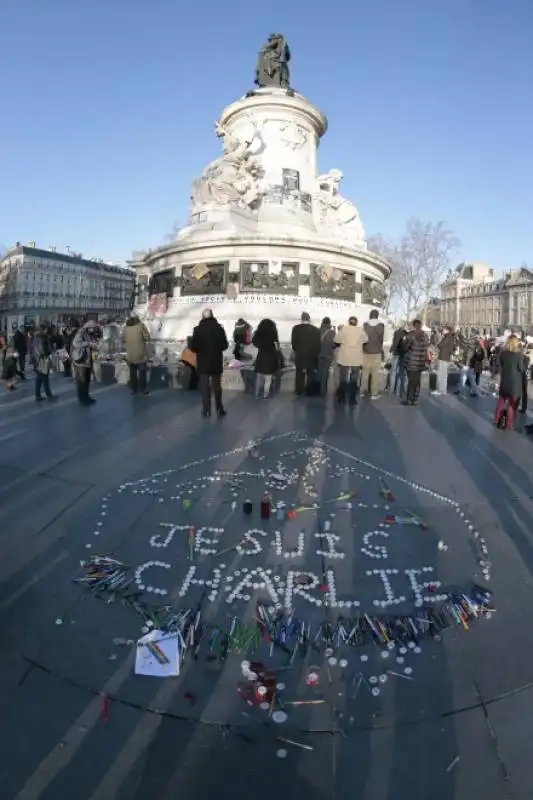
252, 318, 281, 399
12, 328, 27, 379
33, 323, 55, 401
233, 318, 252, 361
493, 335, 523, 429
62, 326, 75, 377
1, 349, 18, 391
470, 340, 486, 388
402, 320, 429, 406
291, 312, 321, 395
519, 349, 530, 414
390, 325, 408, 396
190, 309, 229, 418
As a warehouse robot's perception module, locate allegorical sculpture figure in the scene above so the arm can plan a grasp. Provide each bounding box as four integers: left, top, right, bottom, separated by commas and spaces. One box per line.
313, 169, 367, 248
255, 33, 291, 89
190, 121, 264, 211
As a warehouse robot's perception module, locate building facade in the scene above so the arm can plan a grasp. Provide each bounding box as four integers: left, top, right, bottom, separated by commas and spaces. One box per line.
439, 261, 533, 336
0, 244, 135, 331
414, 296, 441, 329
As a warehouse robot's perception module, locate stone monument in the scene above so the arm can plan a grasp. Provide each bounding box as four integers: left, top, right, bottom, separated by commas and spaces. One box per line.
132, 37, 391, 342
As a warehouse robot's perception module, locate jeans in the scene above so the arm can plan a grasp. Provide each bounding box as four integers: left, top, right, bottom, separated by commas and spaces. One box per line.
129, 362, 148, 393
35, 371, 52, 399
76, 365, 92, 403
393, 358, 407, 397
437, 359, 449, 393
337, 365, 361, 405
406, 371, 422, 403
458, 365, 476, 393
389, 355, 399, 393
17, 354, 26, 377
199, 373, 223, 414
317, 358, 332, 395
361, 354, 382, 395
256, 373, 273, 397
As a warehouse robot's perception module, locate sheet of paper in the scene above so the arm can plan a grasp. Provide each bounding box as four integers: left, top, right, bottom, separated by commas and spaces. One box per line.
134, 629, 180, 678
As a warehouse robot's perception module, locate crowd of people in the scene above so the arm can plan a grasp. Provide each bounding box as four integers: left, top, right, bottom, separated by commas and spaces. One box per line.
0, 321, 105, 405
185, 310, 532, 432
186, 307, 429, 415
2, 310, 530, 433
417, 326, 531, 430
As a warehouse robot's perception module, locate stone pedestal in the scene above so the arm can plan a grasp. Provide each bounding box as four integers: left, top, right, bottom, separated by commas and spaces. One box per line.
134, 86, 391, 343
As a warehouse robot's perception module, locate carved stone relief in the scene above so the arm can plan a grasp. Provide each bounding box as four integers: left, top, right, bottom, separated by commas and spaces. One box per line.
313, 169, 366, 247
279, 121, 308, 151
189, 121, 265, 214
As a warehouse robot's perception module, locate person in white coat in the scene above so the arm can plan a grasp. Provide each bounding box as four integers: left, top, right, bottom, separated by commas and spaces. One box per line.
334, 317, 368, 406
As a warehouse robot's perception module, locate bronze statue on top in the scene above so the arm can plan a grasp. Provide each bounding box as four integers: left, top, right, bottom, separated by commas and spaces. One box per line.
255, 34, 291, 89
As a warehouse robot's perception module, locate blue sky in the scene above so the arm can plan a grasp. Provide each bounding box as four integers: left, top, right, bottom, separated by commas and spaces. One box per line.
2, 0, 532, 272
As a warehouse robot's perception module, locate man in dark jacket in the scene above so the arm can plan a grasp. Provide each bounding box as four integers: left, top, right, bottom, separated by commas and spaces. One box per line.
519, 348, 530, 414
291, 312, 321, 395
389, 325, 407, 395
291, 311, 321, 394
71, 322, 98, 405
191, 308, 229, 418
13, 327, 27, 379
317, 317, 336, 396
434, 327, 455, 395
362, 309, 385, 398
402, 320, 429, 406
62, 326, 75, 377
33, 323, 55, 402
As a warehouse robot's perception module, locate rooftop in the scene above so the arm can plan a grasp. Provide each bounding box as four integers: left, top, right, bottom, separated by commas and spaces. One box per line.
2, 244, 134, 275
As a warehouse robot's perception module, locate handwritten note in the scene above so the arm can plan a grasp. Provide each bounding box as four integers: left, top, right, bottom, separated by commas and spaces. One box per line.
134, 629, 180, 678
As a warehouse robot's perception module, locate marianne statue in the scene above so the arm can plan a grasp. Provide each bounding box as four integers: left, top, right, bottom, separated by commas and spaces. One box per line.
255, 34, 291, 89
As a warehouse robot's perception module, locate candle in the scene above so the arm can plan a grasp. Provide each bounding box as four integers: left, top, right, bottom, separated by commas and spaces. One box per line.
260, 493, 271, 520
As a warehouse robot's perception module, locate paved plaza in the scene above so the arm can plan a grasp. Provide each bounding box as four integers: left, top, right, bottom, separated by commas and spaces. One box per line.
0, 377, 532, 799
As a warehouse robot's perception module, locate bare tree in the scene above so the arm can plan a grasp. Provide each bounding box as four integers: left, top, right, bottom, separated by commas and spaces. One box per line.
367, 234, 402, 315
370, 218, 461, 322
